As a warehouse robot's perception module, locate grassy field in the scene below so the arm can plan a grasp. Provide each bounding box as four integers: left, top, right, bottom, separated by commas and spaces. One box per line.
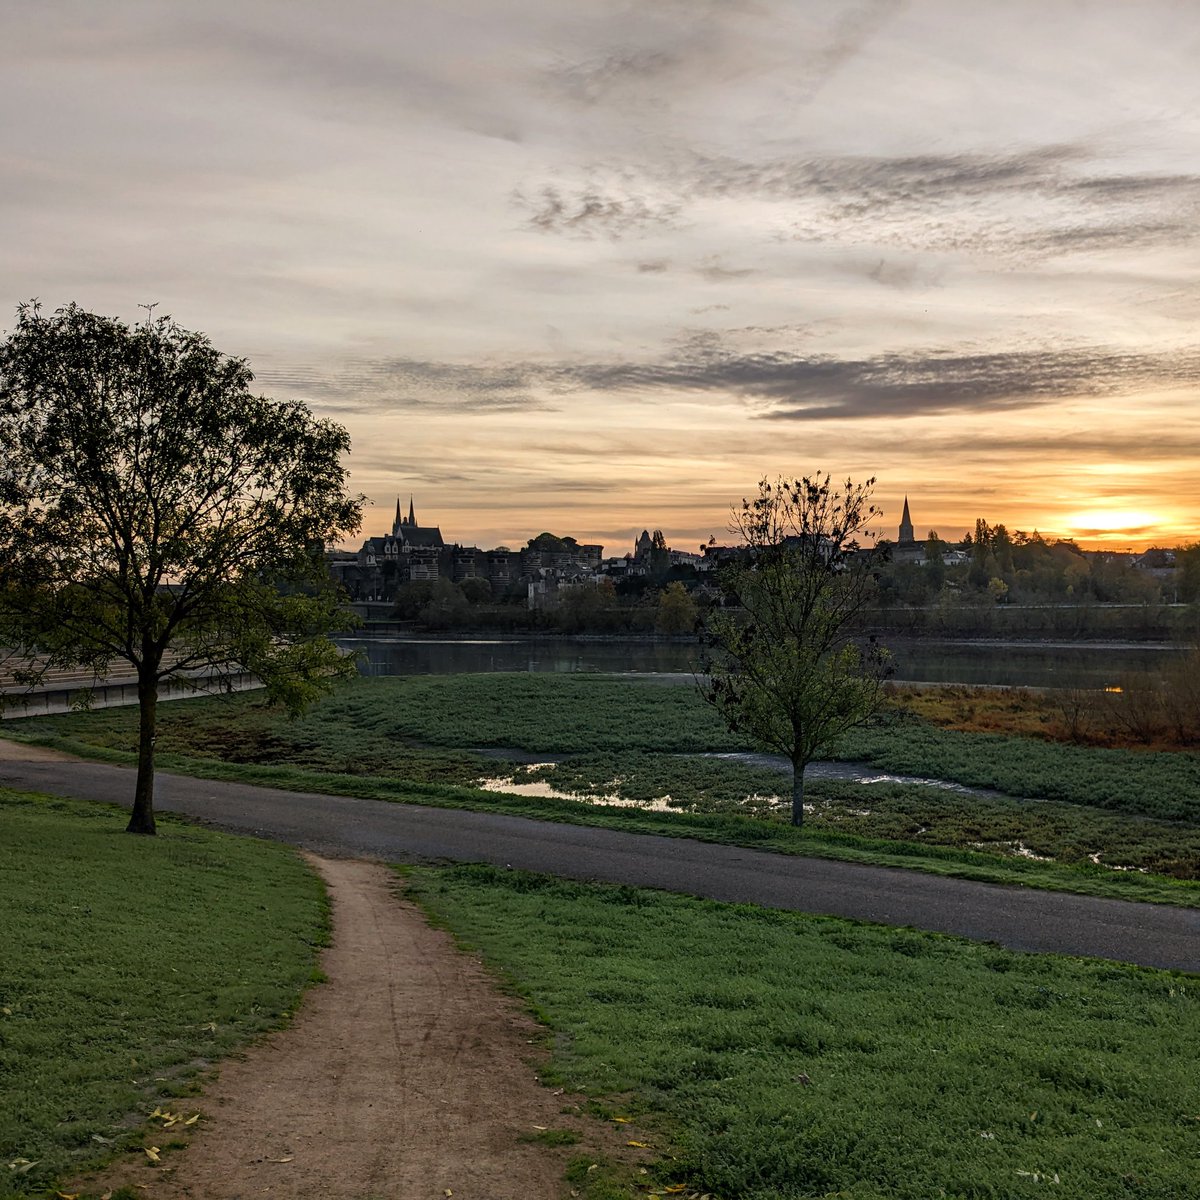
0, 788, 327, 1199
408, 863, 1200, 1200
9, 674, 1200, 901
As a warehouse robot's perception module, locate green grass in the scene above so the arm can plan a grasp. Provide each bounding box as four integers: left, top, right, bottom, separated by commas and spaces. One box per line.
841, 716, 1200, 822
9, 674, 1200, 904
407, 863, 1200, 1200
0, 788, 327, 1199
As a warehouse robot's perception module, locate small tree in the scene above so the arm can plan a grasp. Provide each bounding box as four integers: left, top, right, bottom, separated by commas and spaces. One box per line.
701, 474, 890, 826
0, 302, 362, 834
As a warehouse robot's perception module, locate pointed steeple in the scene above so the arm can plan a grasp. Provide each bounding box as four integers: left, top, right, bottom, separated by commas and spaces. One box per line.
898, 495, 915, 546
393, 497, 403, 535
407, 496, 416, 527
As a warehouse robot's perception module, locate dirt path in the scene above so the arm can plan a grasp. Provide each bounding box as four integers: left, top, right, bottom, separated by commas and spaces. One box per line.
0, 737, 77, 761
82, 855, 609, 1200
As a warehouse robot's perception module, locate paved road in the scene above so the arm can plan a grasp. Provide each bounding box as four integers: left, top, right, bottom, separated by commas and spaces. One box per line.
2, 753, 1197, 973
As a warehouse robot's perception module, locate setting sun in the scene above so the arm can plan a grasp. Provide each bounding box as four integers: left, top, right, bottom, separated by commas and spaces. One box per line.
1061, 509, 1164, 541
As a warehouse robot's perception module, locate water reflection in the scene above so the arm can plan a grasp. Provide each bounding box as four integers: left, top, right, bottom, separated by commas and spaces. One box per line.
336, 634, 1178, 690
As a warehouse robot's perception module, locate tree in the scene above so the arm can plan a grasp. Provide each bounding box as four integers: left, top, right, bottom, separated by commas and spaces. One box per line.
0, 302, 362, 834
700, 474, 890, 826
655, 581, 698, 634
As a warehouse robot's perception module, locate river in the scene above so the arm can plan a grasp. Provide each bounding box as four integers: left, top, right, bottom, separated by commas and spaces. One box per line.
336, 634, 1181, 689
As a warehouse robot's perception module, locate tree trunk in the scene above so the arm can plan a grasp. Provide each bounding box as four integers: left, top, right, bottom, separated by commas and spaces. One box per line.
791, 762, 805, 827
126, 669, 158, 835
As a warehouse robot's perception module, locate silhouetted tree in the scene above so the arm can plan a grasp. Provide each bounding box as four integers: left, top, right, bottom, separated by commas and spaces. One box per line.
701, 474, 890, 826
0, 302, 361, 834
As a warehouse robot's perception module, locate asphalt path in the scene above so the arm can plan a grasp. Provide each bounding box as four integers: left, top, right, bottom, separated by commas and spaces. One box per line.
2, 753, 1197, 973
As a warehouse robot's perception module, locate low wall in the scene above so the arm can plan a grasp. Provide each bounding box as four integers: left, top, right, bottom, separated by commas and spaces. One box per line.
1, 672, 261, 720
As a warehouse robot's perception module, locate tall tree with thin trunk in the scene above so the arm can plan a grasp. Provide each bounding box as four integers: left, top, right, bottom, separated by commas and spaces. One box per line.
701, 474, 890, 826
0, 302, 362, 834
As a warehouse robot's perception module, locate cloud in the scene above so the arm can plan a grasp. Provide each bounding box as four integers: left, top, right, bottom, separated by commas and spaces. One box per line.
256, 357, 552, 415
1071, 525, 1158, 539
666, 145, 1200, 259
554, 342, 1200, 420
266, 337, 1200, 424
550, 47, 680, 106
514, 181, 682, 239
695, 258, 757, 281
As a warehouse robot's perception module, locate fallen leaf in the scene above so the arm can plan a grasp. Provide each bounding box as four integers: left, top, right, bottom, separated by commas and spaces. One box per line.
267, 1157, 294, 1164
7, 1160, 40, 1174
627, 1140, 651, 1148
612, 1116, 632, 1123
663, 1187, 687, 1194
532, 1125, 547, 1131
56, 1192, 79, 1199
184, 1114, 200, 1126
91, 1134, 113, 1145
144, 1147, 161, 1163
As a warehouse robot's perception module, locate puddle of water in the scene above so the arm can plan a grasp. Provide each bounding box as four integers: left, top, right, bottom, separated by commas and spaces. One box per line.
1087, 851, 1148, 873
478, 775, 678, 811
969, 840, 1054, 862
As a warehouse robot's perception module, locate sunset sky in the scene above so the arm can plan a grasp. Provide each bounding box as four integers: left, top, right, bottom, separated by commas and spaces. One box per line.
5, 1, 1200, 554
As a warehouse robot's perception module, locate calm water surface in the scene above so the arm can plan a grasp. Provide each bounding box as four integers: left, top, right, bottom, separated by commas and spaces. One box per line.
337, 635, 1180, 689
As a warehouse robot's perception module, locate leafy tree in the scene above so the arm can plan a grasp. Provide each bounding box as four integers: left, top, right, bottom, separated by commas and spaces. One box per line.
0, 302, 362, 834
391, 579, 436, 619
555, 579, 617, 633
459, 576, 492, 605
419, 577, 470, 629
526, 531, 575, 554
701, 474, 890, 826
655, 581, 698, 634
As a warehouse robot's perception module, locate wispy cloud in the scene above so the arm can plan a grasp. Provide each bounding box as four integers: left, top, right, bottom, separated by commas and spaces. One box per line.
571, 144, 1198, 260
513, 180, 682, 239
271, 339, 1200, 424
556, 342, 1200, 420
256, 358, 553, 415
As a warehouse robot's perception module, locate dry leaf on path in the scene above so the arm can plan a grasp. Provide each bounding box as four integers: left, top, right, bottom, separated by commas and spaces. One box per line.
144, 1147, 161, 1163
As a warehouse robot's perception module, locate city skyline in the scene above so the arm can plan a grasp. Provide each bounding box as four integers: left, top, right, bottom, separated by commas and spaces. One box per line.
363, 490, 1181, 559
5, 3, 1200, 552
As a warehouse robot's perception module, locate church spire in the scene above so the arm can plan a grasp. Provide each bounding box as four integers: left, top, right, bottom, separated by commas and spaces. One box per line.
394, 497, 402, 534
898, 495, 915, 546
407, 496, 416, 527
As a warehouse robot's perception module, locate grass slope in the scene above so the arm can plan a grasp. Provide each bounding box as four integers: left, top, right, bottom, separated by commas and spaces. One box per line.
0, 789, 326, 1199
409, 864, 1200, 1200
